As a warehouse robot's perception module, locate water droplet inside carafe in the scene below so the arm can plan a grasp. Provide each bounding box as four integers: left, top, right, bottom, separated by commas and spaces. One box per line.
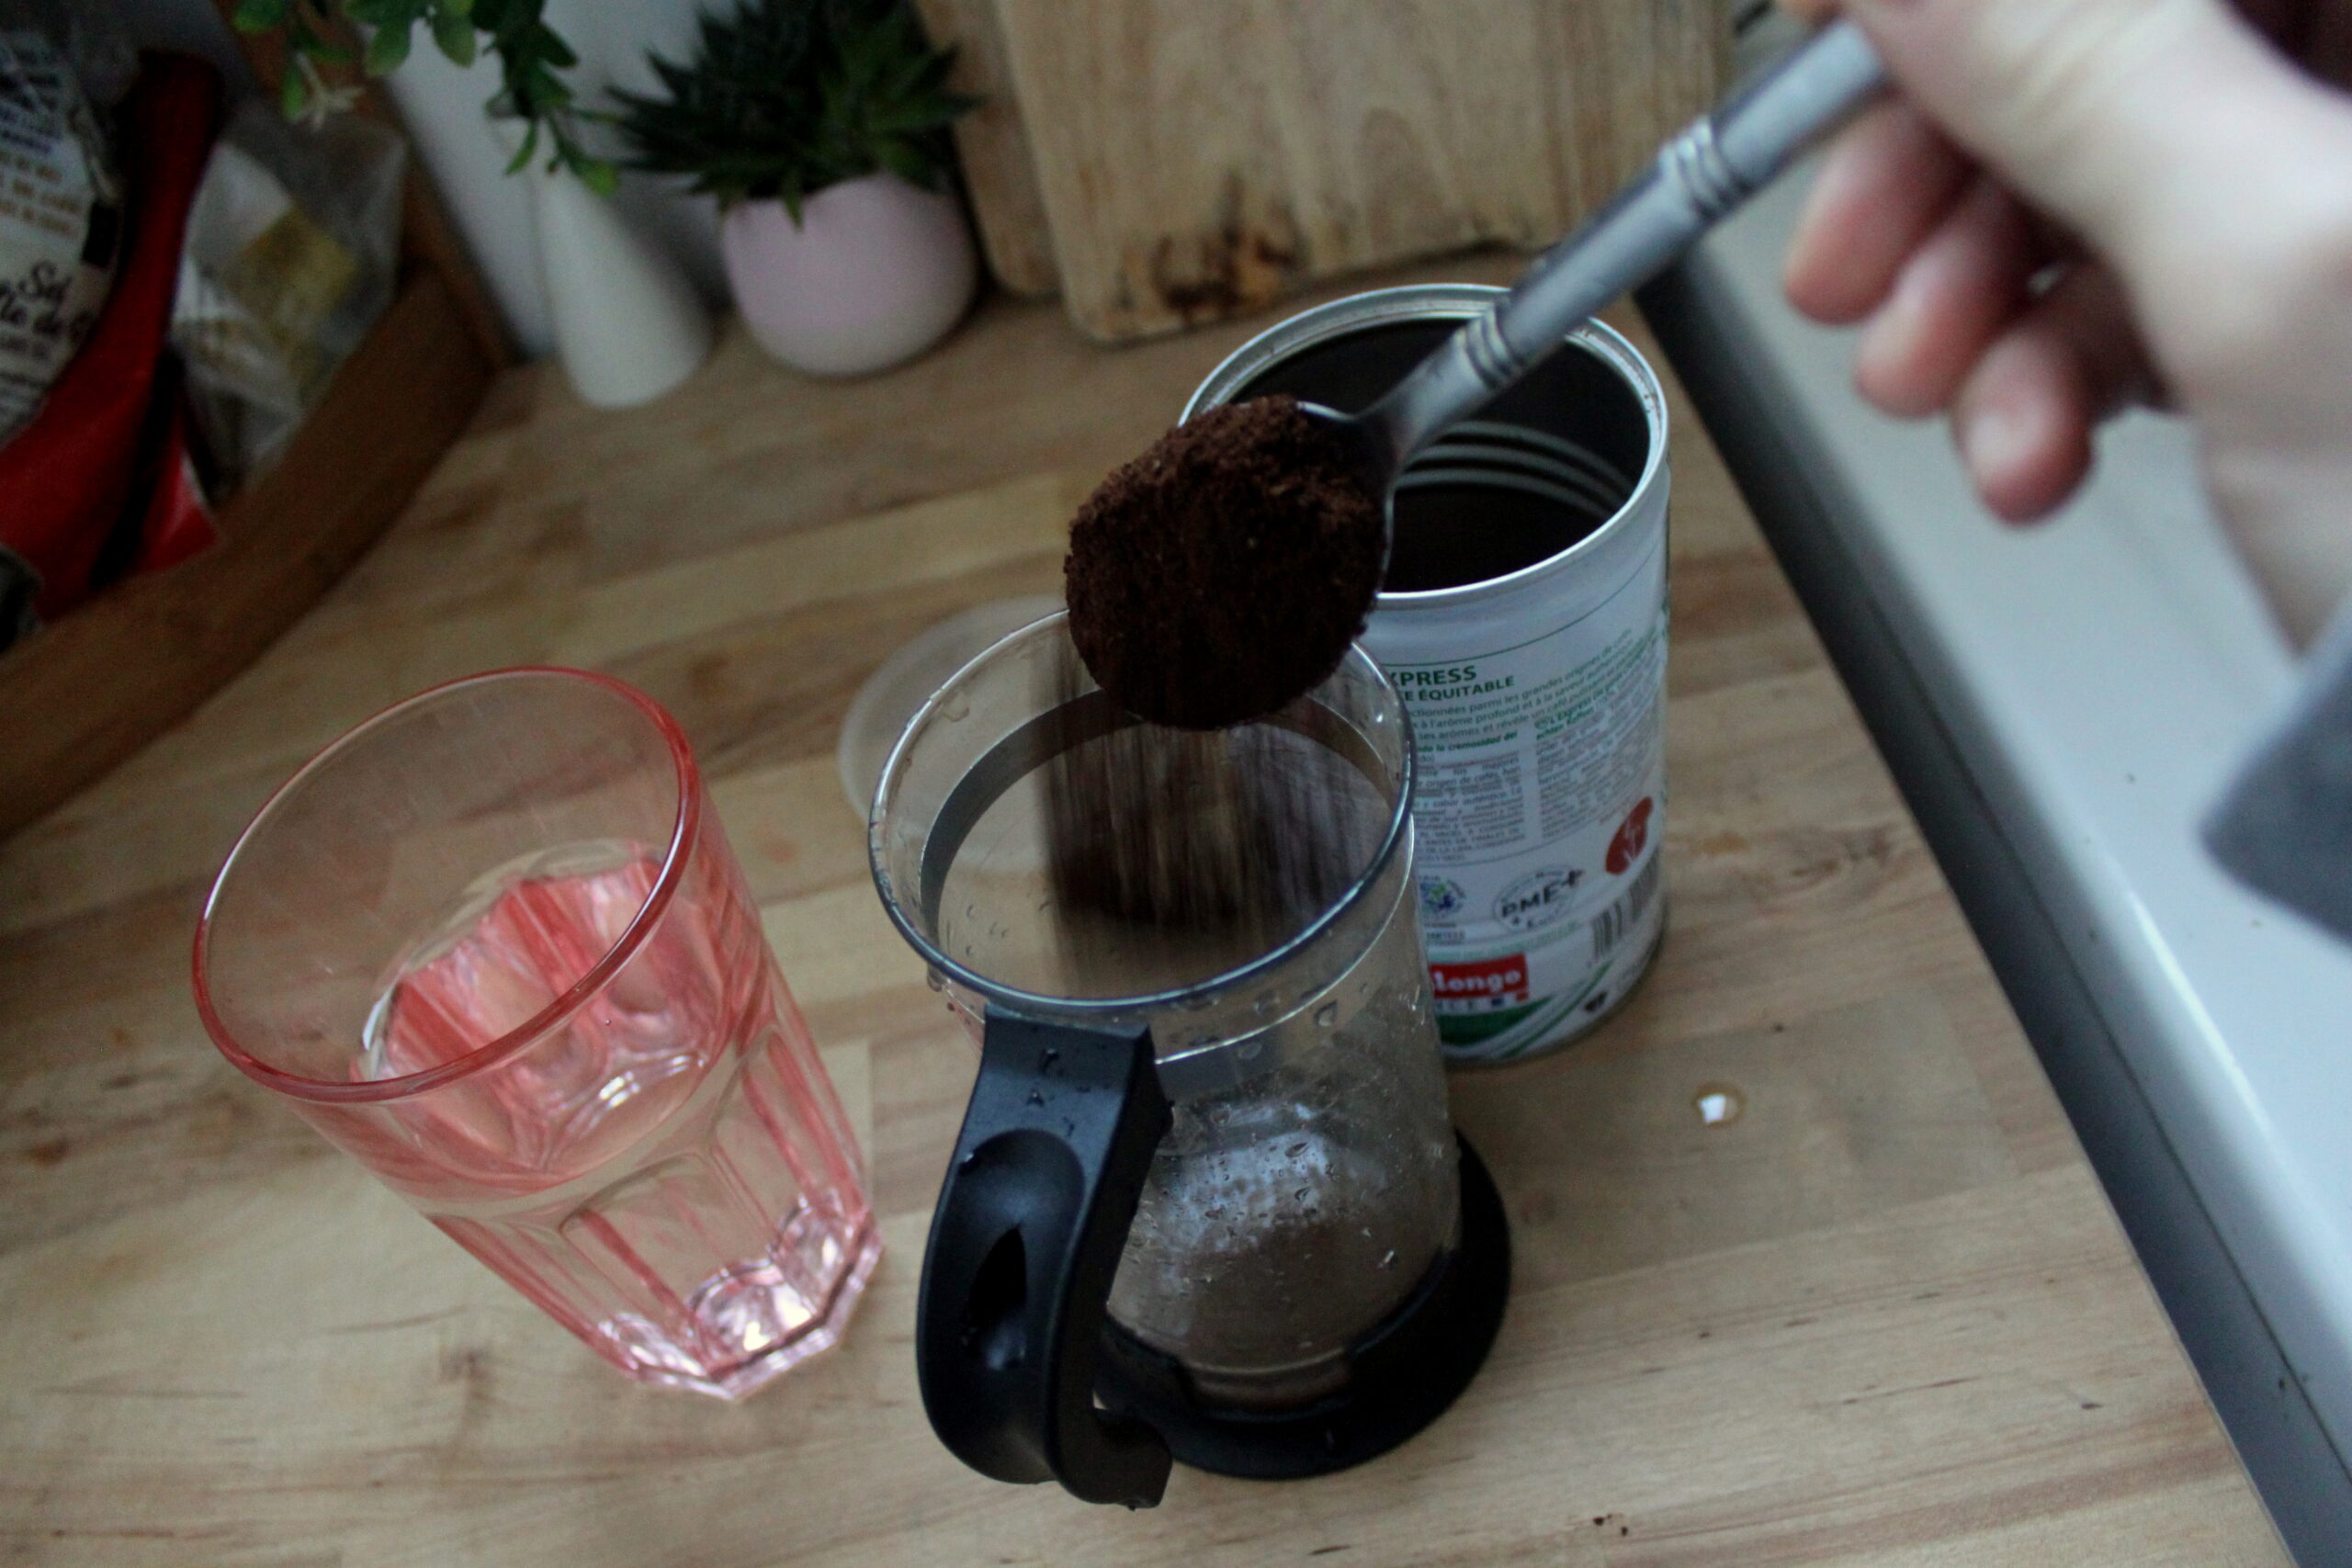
1313, 1001, 1339, 1028
935, 691, 970, 722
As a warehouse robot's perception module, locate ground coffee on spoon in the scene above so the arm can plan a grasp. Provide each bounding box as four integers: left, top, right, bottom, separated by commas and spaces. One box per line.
1064, 396, 1384, 730
1049, 396, 1388, 948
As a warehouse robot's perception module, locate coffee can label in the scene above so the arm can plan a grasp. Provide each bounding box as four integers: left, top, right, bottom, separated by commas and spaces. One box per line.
1184, 287, 1672, 1066
1381, 533, 1667, 1061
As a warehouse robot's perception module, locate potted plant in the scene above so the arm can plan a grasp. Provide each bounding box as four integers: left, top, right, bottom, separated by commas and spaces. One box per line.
232, 0, 607, 185
233, 0, 716, 411
615, 0, 979, 378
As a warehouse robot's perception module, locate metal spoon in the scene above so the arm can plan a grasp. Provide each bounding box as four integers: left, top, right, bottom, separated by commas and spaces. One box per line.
1307, 19, 1888, 534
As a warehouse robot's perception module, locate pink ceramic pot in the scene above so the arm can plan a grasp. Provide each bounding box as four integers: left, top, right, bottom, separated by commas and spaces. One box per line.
720, 173, 978, 377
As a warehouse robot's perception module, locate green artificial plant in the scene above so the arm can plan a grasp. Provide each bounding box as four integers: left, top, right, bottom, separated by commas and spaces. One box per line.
612, 0, 974, 219
232, 0, 614, 192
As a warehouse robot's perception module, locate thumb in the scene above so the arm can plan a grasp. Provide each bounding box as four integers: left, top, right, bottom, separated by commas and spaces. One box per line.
1833, 0, 2325, 265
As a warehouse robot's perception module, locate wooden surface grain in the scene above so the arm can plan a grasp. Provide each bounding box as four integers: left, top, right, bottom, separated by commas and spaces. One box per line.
0, 261, 2288, 1566
992, 0, 1726, 340
0, 271, 494, 840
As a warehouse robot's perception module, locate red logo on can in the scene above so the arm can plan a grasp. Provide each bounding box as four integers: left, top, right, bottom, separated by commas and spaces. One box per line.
1605, 796, 1655, 875
1430, 955, 1531, 1011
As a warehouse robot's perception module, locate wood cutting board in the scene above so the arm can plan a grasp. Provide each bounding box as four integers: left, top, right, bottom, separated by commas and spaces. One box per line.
913, 0, 1062, 297
991, 0, 1729, 340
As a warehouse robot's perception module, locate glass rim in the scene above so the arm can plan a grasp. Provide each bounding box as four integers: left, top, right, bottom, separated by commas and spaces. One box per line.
193, 667, 704, 1106
867, 611, 1415, 1024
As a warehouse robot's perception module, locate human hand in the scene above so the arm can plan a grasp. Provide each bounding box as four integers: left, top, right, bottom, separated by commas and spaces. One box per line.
1781, 0, 2352, 644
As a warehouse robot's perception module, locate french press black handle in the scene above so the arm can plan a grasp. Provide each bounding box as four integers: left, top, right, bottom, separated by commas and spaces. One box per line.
915, 1011, 1174, 1507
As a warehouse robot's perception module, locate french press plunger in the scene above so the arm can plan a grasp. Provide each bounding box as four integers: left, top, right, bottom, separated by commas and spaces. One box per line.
870, 614, 1509, 1506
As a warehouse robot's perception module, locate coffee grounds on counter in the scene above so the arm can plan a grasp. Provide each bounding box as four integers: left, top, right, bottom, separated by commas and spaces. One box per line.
1064, 397, 1383, 729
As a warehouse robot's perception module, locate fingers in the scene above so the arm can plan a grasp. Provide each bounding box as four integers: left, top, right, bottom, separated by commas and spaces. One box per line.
1853, 177, 2041, 416
1951, 263, 2154, 521
1784, 98, 1973, 323
1836, 0, 2295, 263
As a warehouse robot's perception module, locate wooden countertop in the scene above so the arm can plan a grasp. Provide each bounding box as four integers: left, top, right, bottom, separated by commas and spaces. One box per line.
0, 260, 2289, 1566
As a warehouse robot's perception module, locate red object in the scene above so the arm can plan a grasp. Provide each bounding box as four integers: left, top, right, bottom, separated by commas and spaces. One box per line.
1605, 795, 1656, 876
1430, 954, 1531, 1007
0, 54, 222, 623
131, 385, 216, 576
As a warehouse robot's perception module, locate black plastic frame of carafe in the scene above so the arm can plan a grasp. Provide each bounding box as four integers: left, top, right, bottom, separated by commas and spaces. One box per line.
1093, 1134, 1511, 1482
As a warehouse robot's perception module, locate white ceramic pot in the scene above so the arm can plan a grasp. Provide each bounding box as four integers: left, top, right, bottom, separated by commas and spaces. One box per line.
720, 173, 978, 377
504, 128, 713, 409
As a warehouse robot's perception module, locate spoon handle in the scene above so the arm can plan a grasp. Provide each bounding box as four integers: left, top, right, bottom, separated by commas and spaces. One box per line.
1370, 18, 1886, 465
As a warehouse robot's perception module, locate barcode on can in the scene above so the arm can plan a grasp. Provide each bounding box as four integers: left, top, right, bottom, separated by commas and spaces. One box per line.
1589, 852, 1662, 964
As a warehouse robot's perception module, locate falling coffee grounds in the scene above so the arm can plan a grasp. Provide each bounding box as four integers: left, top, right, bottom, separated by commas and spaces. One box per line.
1064, 396, 1384, 730
1046, 398, 1385, 950
1041, 635, 1381, 965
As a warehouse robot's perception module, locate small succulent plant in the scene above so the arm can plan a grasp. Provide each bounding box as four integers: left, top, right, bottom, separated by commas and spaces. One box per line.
612, 0, 975, 218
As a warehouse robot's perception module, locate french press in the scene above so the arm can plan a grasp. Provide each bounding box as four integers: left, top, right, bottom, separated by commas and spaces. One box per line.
870, 613, 1509, 1506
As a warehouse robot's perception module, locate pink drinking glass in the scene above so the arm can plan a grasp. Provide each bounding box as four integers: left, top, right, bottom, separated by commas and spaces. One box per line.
195, 668, 880, 1399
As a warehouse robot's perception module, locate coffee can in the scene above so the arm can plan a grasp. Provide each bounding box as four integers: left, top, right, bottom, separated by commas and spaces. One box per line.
1185, 285, 1668, 1065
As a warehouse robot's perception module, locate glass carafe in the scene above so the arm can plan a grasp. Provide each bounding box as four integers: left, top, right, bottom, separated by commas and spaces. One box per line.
871, 613, 1508, 1506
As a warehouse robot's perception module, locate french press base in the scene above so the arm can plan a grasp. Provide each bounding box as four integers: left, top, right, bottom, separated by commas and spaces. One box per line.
915, 1014, 1509, 1506
874, 617, 1513, 1506
1095, 1134, 1510, 1481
